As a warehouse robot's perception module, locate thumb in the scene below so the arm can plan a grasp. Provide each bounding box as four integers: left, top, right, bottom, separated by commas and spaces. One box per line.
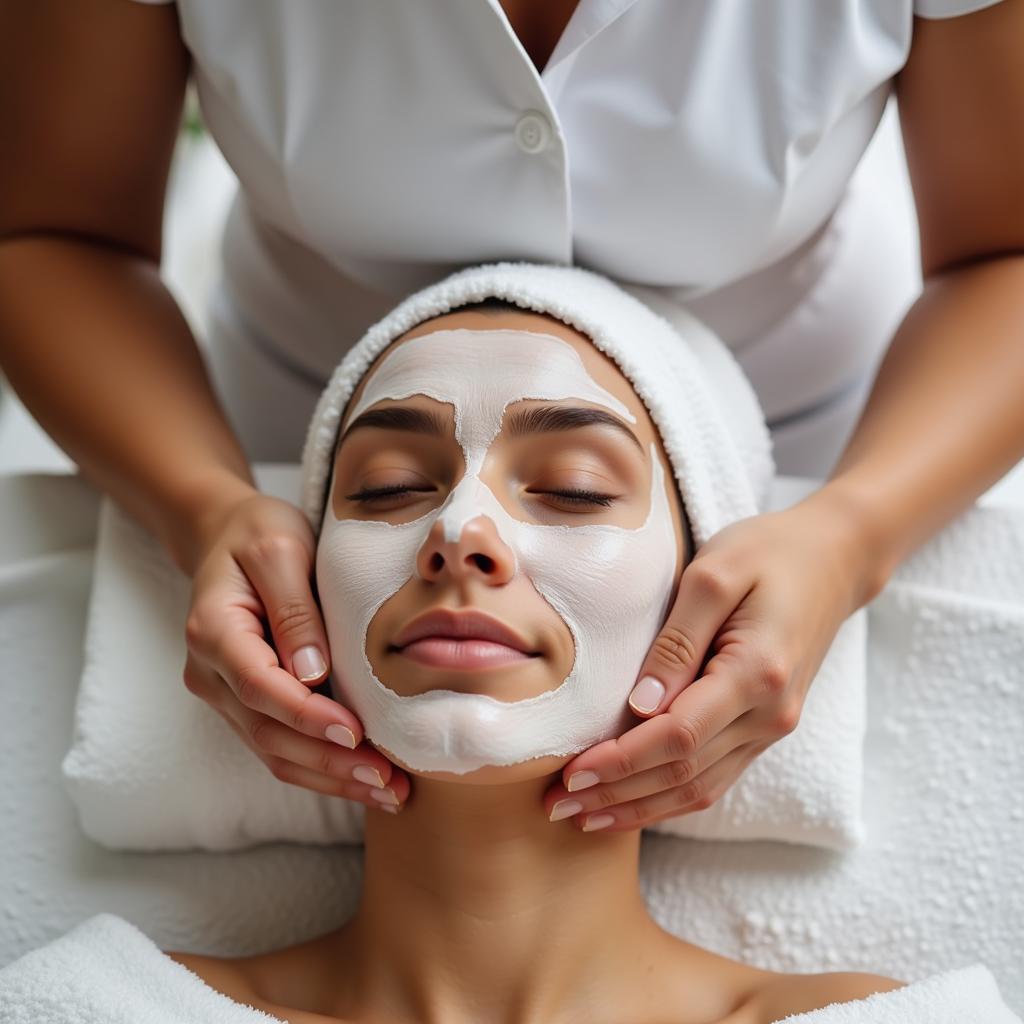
238, 539, 332, 686
628, 561, 744, 717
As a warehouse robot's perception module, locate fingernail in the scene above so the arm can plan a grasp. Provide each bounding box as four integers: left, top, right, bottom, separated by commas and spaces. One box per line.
628, 675, 665, 714
325, 724, 357, 749
352, 765, 385, 788
567, 770, 600, 792
294, 645, 327, 682
379, 803, 400, 814
582, 813, 615, 832
549, 799, 584, 822
369, 787, 400, 806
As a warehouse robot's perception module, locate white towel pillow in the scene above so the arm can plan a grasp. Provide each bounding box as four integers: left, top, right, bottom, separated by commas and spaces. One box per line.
61, 467, 866, 852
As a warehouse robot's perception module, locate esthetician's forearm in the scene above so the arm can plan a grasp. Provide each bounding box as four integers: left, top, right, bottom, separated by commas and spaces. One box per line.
811, 254, 1024, 606
0, 3, 255, 574
0, 235, 258, 574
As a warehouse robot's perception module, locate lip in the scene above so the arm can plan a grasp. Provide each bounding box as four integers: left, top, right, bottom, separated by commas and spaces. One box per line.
391, 608, 539, 657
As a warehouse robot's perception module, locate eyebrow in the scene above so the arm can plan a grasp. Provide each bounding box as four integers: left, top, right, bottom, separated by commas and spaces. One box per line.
339, 405, 448, 443
338, 403, 643, 452
504, 404, 643, 452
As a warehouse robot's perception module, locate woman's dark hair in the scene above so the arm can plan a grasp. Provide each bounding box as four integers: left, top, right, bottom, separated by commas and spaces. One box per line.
447, 296, 528, 316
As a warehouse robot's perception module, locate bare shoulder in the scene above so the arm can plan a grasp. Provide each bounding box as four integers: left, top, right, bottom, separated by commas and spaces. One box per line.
749, 970, 907, 1022
162, 949, 257, 1004
162, 941, 341, 1021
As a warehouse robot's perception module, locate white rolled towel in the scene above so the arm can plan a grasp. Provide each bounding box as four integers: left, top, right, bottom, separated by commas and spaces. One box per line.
0, 913, 1019, 1023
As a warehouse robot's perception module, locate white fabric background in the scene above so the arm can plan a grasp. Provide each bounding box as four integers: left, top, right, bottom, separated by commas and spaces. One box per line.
106, 0, 998, 477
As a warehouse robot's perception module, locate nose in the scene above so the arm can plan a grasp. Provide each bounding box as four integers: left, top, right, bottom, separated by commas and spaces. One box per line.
415, 514, 516, 586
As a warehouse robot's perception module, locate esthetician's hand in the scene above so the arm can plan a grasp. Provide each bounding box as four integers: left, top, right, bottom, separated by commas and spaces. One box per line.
544, 492, 879, 832
182, 491, 410, 811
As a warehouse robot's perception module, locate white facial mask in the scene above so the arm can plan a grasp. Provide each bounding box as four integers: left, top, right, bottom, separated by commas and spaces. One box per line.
316, 328, 679, 774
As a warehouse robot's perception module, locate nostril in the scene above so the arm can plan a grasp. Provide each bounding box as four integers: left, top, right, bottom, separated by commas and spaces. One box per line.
428, 552, 444, 572
469, 553, 495, 573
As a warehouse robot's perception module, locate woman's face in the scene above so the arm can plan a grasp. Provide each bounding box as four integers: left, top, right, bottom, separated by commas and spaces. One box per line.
318, 308, 689, 784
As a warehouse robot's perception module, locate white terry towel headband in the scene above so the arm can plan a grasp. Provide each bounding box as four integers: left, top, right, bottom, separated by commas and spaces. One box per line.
300, 260, 775, 545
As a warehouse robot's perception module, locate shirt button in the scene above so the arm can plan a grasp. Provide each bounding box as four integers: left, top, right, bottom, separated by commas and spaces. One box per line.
514, 110, 552, 154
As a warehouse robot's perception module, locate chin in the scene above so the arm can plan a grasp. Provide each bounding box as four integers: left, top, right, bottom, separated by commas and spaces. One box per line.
373, 743, 570, 786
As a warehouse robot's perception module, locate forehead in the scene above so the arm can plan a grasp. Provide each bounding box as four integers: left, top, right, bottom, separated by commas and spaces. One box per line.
339, 308, 656, 439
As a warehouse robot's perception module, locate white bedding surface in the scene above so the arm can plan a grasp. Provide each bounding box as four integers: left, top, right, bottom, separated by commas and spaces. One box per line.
61, 469, 867, 854
0, 471, 1021, 1011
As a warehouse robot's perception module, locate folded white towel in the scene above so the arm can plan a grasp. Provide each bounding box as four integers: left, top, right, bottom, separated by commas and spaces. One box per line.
0, 912, 1019, 1023
61, 468, 866, 853
774, 964, 1022, 1023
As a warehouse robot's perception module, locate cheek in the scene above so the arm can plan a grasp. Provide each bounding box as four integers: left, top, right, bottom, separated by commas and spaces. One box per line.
517, 456, 678, 648
316, 520, 427, 648
658, 456, 688, 588
364, 597, 415, 695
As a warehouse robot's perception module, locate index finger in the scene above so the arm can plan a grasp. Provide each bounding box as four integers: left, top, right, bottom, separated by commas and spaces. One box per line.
628, 559, 753, 717
561, 669, 751, 789
213, 625, 365, 747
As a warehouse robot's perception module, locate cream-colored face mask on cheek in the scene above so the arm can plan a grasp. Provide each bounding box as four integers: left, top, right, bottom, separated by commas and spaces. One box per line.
316, 328, 679, 774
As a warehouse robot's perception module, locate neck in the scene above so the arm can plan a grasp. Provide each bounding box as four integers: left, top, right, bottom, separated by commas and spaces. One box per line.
327, 771, 668, 1024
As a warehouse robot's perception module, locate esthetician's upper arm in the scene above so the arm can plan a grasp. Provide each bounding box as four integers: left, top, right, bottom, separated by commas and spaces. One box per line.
896, 0, 1024, 278
0, 0, 191, 264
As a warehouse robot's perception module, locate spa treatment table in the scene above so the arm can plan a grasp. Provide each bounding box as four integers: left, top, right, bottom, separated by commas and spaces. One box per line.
0, 468, 1020, 1011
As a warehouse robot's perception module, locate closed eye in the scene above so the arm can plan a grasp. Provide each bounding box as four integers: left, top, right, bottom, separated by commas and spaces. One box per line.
525, 487, 616, 508
344, 484, 436, 502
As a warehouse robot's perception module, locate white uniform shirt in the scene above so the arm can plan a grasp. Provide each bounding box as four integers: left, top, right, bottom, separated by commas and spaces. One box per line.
134, 0, 1004, 473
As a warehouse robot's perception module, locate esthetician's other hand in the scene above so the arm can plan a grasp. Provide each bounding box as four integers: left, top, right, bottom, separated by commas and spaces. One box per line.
544, 492, 880, 832
182, 490, 410, 810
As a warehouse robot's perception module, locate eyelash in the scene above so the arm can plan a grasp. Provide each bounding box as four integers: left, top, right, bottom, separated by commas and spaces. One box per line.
344, 484, 432, 504
537, 487, 615, 508
345, 484, 616, 508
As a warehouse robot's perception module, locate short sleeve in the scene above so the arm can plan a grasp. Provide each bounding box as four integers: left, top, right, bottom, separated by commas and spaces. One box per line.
914, 0, 1006, 17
